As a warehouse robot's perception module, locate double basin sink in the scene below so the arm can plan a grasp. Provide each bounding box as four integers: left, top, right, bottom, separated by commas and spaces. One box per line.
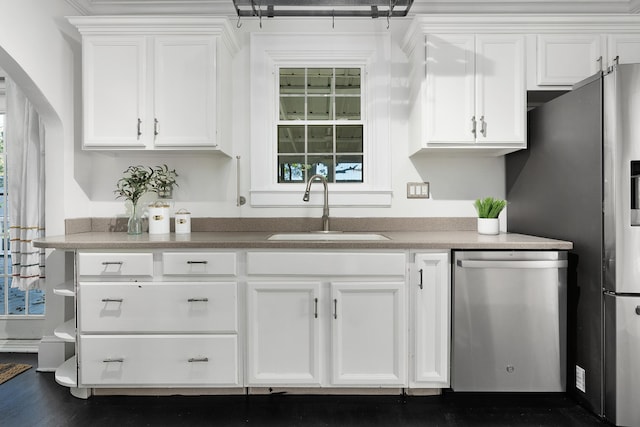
267, 232, 390, 241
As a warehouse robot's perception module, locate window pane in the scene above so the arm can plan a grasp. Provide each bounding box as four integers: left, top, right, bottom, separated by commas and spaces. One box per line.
8, 281, 25, 315
335, 68, 361, 94
279, 97, 304, 120
307, 68, 332, 94
336, 155, 363, 183
336, 125, 363, 153
278, 155, 307, 183
308, 126, 333, 154
308, 155, 334, 183
279, 68, 305, 94
335, 96, 360, 120
28, 289, 46, 315
278, 125, 305, 153
307, 97, 332, 120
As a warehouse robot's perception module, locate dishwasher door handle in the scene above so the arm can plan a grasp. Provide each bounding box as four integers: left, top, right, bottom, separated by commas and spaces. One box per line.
456, 259, 568, 269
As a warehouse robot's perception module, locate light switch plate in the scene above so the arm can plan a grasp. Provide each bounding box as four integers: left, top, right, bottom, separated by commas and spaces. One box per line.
407, 182, 430, 199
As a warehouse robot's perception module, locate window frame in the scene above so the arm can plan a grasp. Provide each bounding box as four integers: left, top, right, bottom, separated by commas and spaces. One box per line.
249, 33, 392, 207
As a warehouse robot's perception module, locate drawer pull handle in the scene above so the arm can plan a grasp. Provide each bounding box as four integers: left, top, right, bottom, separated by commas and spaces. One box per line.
418, 268, 424, 290
314, 297, 318, 319
333, 298, 338, 319
188, 357, 209, 363
102, 261, 123, 266
188, 298, 209, 303
101, 298, 123, 303
187, 261, 208, 265
103, 358, 124, 363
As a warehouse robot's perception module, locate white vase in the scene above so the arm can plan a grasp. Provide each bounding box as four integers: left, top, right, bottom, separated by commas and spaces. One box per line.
477, 218, 500, 235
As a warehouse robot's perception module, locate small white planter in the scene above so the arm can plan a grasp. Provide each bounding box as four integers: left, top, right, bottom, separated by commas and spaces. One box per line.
477, 218, 500, 235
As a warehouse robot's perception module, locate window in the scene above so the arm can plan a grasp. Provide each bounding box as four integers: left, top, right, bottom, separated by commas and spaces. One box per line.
250, 33, 392, 207
277, 67, 364, 184
0, 112, 45, 316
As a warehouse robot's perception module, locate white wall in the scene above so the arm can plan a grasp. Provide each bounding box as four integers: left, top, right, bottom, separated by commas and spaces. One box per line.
77, 17, 505, 221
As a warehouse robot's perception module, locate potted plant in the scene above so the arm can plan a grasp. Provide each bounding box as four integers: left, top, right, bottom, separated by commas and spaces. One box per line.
114, 165, 153, 234
474, 197, 506, 235
149, 164, 178, 199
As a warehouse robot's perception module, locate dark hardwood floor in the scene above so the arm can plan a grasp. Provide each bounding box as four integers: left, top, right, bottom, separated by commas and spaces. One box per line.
1, 353, 610, 427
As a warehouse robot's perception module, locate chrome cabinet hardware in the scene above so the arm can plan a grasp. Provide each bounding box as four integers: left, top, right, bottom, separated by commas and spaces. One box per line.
314, 298, 318, 319
635, 306, 640, 315
471, 116, 477, 137
154, 118, 159, 136
102, 261, 123, 266
187, 260, 208, 265
480, 116, 487, 137
137, 118, 142, 139
333, 299, 338, 319
188, 357, 209, 363
418, 268, 424, 289
187, 298, 209, 303
103, 358, 124, 363
101, 298, 123, 303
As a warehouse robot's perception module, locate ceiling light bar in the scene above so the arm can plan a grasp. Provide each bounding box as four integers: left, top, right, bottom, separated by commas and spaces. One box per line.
233, 0, 414, 18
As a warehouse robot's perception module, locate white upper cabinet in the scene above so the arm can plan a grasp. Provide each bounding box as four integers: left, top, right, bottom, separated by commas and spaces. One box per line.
69, 16, 238, 154
607, 34, 640, 66
536, 34, 604, 86
407, 32, 526, 156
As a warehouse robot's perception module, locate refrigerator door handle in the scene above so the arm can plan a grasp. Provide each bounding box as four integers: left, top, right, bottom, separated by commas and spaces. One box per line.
456, 259, 568, 269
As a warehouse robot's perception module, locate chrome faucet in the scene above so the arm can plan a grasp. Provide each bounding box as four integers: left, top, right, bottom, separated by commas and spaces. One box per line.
303, 174, 330, 232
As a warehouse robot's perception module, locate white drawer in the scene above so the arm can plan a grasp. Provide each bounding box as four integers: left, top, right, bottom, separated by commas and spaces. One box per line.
79, 334, 239, 386
78, 252, 154, 277
246, 252, 407, 276
162, 252, 236, 276
78, 282, 237, 333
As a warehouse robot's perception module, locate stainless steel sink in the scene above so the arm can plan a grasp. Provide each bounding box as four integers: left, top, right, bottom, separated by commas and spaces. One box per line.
267, 232, 390, 241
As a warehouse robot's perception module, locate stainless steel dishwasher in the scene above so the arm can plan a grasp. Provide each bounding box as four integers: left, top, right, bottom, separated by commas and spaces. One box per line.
452, 251, 568, 392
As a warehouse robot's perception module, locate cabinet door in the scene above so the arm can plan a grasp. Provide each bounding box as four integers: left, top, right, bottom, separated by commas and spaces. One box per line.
608, 34, 640, 66
476, 34, 526, 146
331, 282, 406, 386
425, 34, 476, 145
83, 36, 147, 148
537, 34, 603, 86
412, 253, 450, 387
246, 281, 321, 386
153, 36, 217, 148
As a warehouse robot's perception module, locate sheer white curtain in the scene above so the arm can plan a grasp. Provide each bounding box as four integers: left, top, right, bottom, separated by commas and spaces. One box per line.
5, 78, 45, 291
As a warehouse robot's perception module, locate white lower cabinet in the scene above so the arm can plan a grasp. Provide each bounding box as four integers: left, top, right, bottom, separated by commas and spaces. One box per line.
79, 335, 238, 386
331, 282, 406, 386
245, 251, 408, 388
246, 282, 321, 385
411, 252, 450, 388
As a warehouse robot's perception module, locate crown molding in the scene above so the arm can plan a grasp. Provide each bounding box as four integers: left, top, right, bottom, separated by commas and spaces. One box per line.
66, 0, 637, 16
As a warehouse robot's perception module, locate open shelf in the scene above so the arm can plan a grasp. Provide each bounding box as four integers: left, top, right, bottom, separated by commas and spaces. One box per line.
53, 281, 75, 297
53, 319, 76, 342
55, 356, 77, 388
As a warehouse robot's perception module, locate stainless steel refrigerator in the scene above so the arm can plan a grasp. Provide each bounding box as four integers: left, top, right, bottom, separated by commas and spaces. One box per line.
506, 62, 640, 427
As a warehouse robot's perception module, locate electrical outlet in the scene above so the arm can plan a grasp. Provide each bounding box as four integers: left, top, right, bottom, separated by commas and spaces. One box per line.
407, 182, 430, 199
576, 365, 586, 393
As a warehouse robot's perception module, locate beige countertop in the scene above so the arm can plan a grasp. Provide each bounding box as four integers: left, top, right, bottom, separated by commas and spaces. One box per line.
33, 231, 573, 251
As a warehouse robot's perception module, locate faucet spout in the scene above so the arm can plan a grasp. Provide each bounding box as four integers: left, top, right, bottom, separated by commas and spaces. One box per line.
303, 174, 330, 232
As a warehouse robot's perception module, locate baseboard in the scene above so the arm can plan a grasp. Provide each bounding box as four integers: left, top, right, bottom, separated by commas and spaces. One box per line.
0, 339, 40, 353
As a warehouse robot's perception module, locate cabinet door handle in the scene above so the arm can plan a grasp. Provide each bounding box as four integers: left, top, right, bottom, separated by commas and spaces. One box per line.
188, 357, 209, 363
187, 298, 209, 303
333, 298, 338, 319
137, 118, 142, 139
187, 261, 208, 265
480, 116, 487, 137
103, 358, 124, 363
102, 261, 123, 266
471, 116, 477, 137
101, 298, 123, 303
154, 118, 159, 137
314, 297, 318, 319
635, 306, 640, 316
418, 268, 424, 290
